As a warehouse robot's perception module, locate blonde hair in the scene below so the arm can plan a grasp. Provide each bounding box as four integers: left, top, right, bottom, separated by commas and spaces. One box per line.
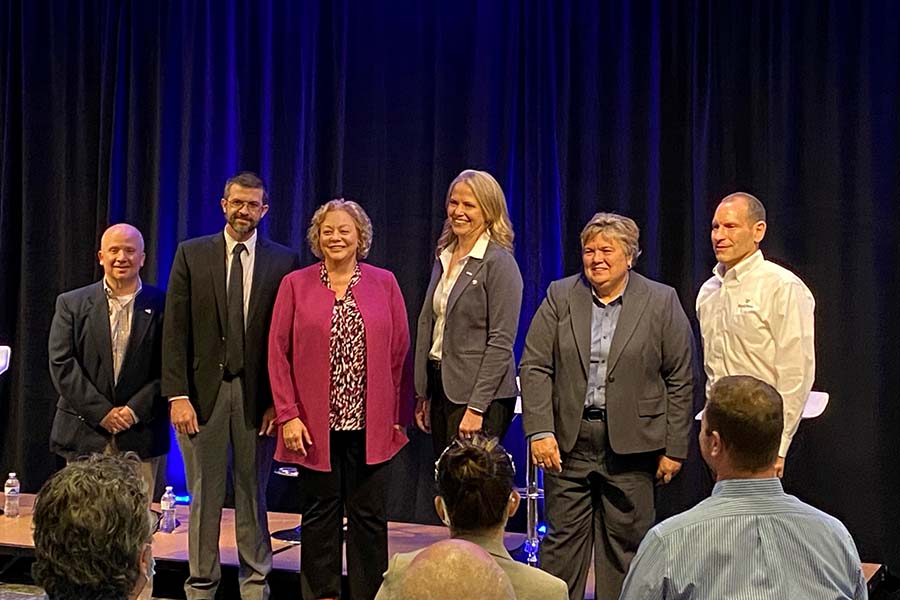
435, 170, 514, 255
307, 199, 373, 259
580, 212, 642, 261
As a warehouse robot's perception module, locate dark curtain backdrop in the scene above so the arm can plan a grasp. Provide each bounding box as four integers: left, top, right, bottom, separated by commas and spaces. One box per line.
2, 0, 898, 570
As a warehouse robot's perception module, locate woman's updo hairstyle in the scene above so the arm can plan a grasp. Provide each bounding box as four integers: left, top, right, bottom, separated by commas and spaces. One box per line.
434, 435, 515, 532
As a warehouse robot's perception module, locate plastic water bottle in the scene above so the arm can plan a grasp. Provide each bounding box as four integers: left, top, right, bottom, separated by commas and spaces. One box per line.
4, 472, 20, 518
159, 486, 177, 533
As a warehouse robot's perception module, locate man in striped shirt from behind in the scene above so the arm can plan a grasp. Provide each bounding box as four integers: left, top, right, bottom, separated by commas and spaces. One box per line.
619, 375, 867, 600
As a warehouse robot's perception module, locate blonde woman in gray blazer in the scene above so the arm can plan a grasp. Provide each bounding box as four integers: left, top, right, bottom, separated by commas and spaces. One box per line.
413, 170, 523, 456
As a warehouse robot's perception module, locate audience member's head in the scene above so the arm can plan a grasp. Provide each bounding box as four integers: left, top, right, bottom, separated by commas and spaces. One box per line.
397, 539, 515, 600
701, 375, 783, 478
32, 453, 155, 600
434, 435, 518, 535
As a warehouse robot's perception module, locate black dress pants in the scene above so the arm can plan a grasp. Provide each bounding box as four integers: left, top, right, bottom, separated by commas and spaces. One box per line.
427, 360, 516, 457
298, 429, 390, 600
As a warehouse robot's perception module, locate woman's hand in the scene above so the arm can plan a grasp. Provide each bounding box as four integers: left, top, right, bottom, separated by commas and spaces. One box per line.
457, 407, 483, 438
282, 418, 313, 455
415, 396, 431, 433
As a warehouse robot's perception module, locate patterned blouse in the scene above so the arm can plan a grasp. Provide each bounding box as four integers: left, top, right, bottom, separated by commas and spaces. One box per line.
320, 263, 367, 430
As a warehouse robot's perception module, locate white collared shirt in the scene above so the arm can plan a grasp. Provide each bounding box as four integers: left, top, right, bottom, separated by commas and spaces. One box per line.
696, 250, 816, 456
428, 230, 491, 360
224, 228, 257, 325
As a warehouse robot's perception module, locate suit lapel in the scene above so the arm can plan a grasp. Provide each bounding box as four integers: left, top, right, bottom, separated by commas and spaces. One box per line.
607, 273, 650, 374
89, 283, 116, 391
569, 277, 593, 378
445, 255, 487, 317
209, 234, 227, 334
119, 290, 154, 382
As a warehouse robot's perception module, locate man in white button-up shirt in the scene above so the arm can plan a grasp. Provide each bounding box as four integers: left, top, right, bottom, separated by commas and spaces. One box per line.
696, 193, 815, 477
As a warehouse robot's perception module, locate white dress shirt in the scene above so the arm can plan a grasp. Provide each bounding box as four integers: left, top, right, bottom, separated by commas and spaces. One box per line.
696, 250, 815, 456
428, 230, 491, 361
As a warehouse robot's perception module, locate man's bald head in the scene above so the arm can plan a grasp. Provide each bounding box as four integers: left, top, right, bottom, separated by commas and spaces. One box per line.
398, 539, 514, 600
98, 223, 145, 293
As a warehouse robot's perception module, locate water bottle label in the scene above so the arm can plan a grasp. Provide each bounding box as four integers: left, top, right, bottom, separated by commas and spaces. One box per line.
160, 499, 172, 510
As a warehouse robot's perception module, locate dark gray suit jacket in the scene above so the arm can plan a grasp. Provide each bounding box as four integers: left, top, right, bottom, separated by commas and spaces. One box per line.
520, 272, 693, 458
161, 232, 299, 426
48, 282, 169, 459
414, 241, 523, 412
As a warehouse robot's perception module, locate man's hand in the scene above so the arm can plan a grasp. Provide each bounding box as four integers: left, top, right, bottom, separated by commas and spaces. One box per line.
170, 398, 199, 435
259, 406, 277, 437
656, 456, 683, 485
414, 397, 431, 433
457, 407, 483, 438
282, 418, 312, 455
100, 407, 134, 434
531, 437, 563, 473
774, 456, 785, 478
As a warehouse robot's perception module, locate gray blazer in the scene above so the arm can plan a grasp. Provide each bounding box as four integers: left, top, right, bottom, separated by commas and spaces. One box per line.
375, 533, 569, 600
414, 241, 523, 412
520, 272, 693, 458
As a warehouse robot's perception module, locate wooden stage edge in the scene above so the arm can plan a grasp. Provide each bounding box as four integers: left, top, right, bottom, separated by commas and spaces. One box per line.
1, 494, 887, 597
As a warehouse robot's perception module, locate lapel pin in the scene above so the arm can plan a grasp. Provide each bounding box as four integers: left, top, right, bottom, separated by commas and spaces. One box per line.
465, 271, 473, 276
472, 279, 478, 285
144, 308, 152, 314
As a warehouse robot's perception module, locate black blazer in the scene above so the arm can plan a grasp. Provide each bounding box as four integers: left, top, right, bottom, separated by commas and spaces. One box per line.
48, 282, 169, 459
161, 232, 300, 426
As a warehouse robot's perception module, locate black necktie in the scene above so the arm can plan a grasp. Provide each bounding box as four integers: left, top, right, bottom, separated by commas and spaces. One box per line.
226, 243, 246, 375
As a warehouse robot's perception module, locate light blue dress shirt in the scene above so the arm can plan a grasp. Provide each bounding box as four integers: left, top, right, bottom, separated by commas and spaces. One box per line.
584, 291, 623, 409
619, 478, 868, 600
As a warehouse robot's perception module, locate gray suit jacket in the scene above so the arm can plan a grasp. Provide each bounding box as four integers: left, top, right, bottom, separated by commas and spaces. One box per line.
375, 533, 569, 600
520, 272, 693, 458
414, 241, 523, 412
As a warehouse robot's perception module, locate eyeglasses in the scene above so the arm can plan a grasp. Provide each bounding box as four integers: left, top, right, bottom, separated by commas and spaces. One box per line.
433, 436, 516, 483
227, 199, 264, 211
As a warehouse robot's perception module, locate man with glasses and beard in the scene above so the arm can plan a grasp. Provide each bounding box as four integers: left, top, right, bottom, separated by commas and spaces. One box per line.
163, 171, 299, 600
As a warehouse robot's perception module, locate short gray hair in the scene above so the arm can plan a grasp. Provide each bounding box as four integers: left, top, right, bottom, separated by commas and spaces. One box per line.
580, 212, 642, 261
307, 199, 373, 259
32, 453, 151, 600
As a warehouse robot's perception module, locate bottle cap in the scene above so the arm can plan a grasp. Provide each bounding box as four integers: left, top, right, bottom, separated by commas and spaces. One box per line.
165, 485, 173, 491
8, 473, 14, 478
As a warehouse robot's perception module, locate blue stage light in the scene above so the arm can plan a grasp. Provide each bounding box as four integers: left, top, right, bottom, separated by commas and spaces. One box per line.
175, 494, 191, 504
537, 523, 547, 535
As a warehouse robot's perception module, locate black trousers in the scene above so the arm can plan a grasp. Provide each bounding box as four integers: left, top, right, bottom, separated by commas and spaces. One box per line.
427, 360, 516, 457
298, 430, 390, 600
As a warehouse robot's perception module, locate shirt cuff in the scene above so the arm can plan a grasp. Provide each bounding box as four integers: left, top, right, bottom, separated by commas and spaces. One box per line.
123, 406, 139, 423
168, 395, 189, 403
466, 405, 484, 415
530, 431, 555, 442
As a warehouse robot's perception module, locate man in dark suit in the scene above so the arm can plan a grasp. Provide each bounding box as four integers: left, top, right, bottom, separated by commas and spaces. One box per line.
162, 172, 300, 600
520, 213, 693, 600
48, 223, 169, 493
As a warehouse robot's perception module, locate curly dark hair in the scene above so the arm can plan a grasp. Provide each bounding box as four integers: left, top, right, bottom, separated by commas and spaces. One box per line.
31, 453, 151, 600
434, 435, 515, 532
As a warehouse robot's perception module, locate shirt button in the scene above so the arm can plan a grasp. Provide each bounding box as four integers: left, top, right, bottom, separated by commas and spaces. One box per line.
608, 375, 615, 382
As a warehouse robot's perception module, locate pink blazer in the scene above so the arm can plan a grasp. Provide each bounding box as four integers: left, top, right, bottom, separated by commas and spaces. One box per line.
268, 262, 412, 471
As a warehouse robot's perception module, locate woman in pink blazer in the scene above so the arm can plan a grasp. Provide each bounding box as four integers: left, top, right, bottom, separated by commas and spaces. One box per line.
268, 199, 411, 600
